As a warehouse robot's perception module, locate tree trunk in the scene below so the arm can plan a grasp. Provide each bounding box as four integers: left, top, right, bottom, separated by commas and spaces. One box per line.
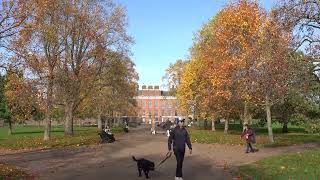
243, 101, 250, 129
43, 67, 54, 141
8, 119, 12, 135
104, 117, 108, 129
151, 117, 155, 132
43, 117, 51, 141
211, 119, 215, 131
282, 118, 288, 133
64, 102, 74, 136
116, 116, 120, 126
224, 119, 229, 134
97, 112, 102, 130
185, 117, 188, 127
265, 95, 274, 143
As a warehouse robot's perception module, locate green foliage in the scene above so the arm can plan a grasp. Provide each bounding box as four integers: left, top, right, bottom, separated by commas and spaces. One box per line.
290, 113, 309, 126
304, 119, 320, 134
238, 150, 320, 179
0, 75, 11, 120
257, 118, 266, 127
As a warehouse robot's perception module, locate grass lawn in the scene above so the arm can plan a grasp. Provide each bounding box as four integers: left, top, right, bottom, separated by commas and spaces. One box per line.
238, 150, 320, 179
189, 123, 320, 147
0, 125, 124, 150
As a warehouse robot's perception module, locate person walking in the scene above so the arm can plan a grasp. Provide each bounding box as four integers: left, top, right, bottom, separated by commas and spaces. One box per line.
168, 118, 192, 180
241, 123, 255, 153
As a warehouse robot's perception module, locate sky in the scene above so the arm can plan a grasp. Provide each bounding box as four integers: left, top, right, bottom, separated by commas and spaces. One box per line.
116, 0, 277, 88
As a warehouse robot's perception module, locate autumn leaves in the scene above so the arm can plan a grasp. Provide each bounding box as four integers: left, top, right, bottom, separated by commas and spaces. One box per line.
177, 1, 294, 142
1, 0, 137, 140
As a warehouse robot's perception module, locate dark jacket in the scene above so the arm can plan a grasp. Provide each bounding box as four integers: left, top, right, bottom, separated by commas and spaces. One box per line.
168, 127, 192, 151
241, 128, 254, 143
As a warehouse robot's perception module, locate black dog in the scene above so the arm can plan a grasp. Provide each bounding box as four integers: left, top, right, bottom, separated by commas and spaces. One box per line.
132, 156, 155, 179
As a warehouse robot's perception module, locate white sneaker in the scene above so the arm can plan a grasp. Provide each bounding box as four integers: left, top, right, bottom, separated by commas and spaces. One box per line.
175, 177, 179, 180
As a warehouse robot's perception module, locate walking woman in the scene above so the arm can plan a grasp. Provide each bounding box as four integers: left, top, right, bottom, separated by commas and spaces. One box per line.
241, 123, 255, 153
168, 118, 192, 180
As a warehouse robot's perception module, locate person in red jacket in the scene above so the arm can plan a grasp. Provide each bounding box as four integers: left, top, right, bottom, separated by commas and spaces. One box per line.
241, 123, 255, 153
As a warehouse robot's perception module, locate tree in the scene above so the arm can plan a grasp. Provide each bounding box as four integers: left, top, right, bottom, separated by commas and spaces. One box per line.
163, 59, 188, 95
189, 0, 265, 129
177, 58, 214, 130
4, 67, 35, 135
82, 53, 138, 130
0, 75, 11, 128
249, 11, 292, 142
12, 0, 65, 141
273, 51, 320, 133
216, 0, 266, 126
0, 0, 29, 71
0, 0, 27, 47
276, 0, 320, 64
53, 0, 132, 136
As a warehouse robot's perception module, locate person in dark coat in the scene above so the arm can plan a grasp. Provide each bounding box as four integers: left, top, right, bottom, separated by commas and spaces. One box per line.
99, 129, 115, 143
241, 123, 254, 153
168, 118, 192, 180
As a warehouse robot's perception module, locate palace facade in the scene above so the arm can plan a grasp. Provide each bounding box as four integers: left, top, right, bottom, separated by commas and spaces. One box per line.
134, 85, 182, 124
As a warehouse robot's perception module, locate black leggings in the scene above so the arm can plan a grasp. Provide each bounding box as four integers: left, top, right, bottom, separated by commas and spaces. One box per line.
246, 143, 254, 152
174, 149, 185, 177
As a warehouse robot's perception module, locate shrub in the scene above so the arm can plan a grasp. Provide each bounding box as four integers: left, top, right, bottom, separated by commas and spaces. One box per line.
305, 119, 320, 134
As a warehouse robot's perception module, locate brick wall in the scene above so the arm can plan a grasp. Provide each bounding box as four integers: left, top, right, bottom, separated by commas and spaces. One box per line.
135, 85, 181, 123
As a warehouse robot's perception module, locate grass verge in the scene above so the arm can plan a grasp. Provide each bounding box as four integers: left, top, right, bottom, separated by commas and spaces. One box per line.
189, 124, 320, 147
237, 150, 320, 179
0, 125, 124, 150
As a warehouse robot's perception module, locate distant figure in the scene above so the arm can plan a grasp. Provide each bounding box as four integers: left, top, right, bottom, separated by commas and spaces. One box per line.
104, 126, 112, 134
241, 123, 256, 153
168, 118, 192, 180
204, 119, 208, 129
163, 120, 173, 137
124, 121, 129, 133
99, 129, 115, 143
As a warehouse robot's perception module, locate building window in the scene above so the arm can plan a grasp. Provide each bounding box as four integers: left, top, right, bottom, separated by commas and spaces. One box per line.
155, 101, 158, 108
149, 101, 152, 108
144, 101, 147, 107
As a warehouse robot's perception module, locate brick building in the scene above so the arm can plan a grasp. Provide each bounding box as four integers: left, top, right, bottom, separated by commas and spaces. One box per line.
134, 85, 181, 124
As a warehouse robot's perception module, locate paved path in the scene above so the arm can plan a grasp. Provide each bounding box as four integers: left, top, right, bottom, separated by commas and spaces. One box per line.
0, 126, 232, 180
1, 126, 320, 180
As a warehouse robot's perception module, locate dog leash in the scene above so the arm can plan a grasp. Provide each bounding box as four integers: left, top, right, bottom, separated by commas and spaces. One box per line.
156, 151, 172, 168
